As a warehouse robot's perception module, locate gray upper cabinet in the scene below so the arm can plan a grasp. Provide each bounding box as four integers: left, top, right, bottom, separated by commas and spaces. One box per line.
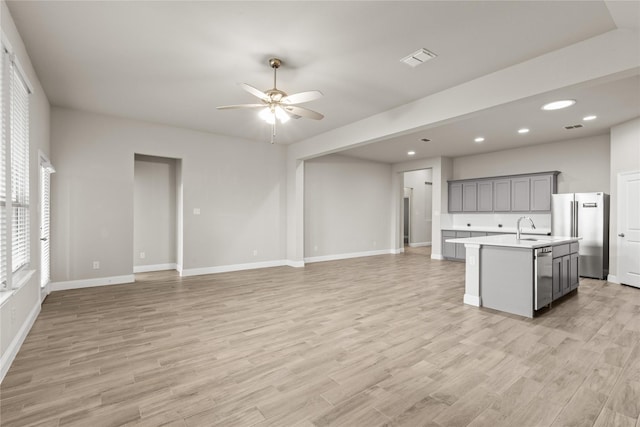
448, 171, 558, 213
511, 177, 531, 211
493, 179, 511, 212
462, 182, 477, 212
449, 182, 463, 212
477, 181, 493, 212
530, 174, 553, 211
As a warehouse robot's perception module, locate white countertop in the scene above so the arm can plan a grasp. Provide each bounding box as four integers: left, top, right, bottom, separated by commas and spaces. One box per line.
445, 234, 579, 249
443, 226, 551, 235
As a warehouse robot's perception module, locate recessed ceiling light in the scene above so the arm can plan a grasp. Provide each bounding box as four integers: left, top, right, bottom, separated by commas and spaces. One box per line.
474, 137, 485, 143
583, 115, 597, 121
518, 128, 530, 134
407, 151, 416, 156
541, 100, 576, 110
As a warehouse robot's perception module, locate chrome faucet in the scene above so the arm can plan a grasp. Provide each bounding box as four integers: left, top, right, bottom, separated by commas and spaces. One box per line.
517, 216, 536, 240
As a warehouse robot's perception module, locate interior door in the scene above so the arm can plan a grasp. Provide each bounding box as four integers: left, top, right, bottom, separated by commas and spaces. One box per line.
39, 159, 54, 290
618, 171, 640, 288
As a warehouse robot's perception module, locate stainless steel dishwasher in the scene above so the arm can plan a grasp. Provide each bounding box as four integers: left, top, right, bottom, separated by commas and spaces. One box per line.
534, 246, 553, 310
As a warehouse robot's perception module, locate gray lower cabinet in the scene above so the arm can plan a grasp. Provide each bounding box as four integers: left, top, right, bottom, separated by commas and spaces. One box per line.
442, 231, 456, 258
552, 243, 579, 300
443, 230, 485, 261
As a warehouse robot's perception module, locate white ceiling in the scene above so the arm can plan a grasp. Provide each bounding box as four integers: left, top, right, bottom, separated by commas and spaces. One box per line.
6, 1, 640, 162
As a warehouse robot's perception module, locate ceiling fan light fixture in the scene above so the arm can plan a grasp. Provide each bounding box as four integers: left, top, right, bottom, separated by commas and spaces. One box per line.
259, 106, 290, 125
259, 108, 276, 124
275, 106, 290, 123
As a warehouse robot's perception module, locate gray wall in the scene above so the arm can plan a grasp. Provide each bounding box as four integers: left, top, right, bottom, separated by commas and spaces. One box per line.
50, 107, 287, 282
452, 134, 611, 193
134, 155, 177, 270
304, 154, 392, 259
609, 117, 640, 279
0, 1, 51, 377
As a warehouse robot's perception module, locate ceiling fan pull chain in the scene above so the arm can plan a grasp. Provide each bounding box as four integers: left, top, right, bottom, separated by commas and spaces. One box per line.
271, 122, 276, 144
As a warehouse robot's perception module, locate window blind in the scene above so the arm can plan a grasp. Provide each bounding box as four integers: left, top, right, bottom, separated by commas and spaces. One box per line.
0, 50, 6, 289
9, 55, 30, 275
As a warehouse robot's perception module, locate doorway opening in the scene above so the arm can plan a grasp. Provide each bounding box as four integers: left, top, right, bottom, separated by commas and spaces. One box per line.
133, 154, 181, 273
39, 153, 55, 299
402, 169, 433, 248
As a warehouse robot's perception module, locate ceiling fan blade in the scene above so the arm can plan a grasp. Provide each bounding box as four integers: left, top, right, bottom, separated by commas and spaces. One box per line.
281, 90, 323, 105
238, 83, 269, 101
216, 104, 265, 110
283, 105, 324, 120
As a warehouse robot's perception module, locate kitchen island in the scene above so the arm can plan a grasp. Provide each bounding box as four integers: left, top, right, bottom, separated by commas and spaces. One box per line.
445, 234, 580, 318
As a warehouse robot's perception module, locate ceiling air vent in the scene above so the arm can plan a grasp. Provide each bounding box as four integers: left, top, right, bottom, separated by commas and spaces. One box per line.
564, 124, 584, 130
401, 48, 437, 68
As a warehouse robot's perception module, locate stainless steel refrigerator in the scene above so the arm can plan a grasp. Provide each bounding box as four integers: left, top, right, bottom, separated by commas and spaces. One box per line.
552, 193, 609, 279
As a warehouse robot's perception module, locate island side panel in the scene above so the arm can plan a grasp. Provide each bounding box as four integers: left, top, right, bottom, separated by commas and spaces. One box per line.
480, 246, 534, 318
463, 244, 481, 306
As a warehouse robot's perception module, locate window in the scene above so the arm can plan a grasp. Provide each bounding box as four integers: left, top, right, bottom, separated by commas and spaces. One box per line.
1, 46, 31, 291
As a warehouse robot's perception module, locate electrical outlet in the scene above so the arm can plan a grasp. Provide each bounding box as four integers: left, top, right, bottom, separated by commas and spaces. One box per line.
92, 261, 100, 270
253, 250, 258, 256
140, 252, 146, 259
193, 208, 201, 215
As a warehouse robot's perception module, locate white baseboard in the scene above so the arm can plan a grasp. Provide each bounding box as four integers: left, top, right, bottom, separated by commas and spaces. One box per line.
181, 260, 290, 277
431, 254, 444, 260
50, 275, 135, 292
607, 274, 620, 284
304, 249, 396, 264
408, 242, 432, 248
463, 294, 481, 307
133, 263, 178, 273
284, 260, 305, 268
1, 298, 40, 382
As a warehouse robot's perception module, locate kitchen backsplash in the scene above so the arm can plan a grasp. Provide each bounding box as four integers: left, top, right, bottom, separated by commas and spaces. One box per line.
443, 212, 551, 231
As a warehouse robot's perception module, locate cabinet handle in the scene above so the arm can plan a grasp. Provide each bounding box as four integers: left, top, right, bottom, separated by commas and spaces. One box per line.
618, 233, 625, 237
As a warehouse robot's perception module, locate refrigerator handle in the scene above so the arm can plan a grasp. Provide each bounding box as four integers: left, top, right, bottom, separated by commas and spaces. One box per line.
574, 201, 579, 237
570, 201, 575, 237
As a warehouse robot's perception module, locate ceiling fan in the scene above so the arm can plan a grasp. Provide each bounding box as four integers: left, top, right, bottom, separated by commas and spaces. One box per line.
217, 58, 324, 143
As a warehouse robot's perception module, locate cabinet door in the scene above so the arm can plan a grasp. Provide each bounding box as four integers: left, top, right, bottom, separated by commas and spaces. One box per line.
494, 179, 511, 212
569, 252, 579, 291
455, 231, 471, 260
531, 174, 552, 211
462, 182, 477, 212
552, 257, 563, 299
449, 183, 463, 212
511, 177, 531, 211
442, 231, 456, 258
562, 255, 571, 294
477, 181, 493, 212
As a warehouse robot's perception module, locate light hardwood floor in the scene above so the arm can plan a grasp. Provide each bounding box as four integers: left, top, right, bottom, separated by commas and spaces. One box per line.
1, 247, 639, 427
